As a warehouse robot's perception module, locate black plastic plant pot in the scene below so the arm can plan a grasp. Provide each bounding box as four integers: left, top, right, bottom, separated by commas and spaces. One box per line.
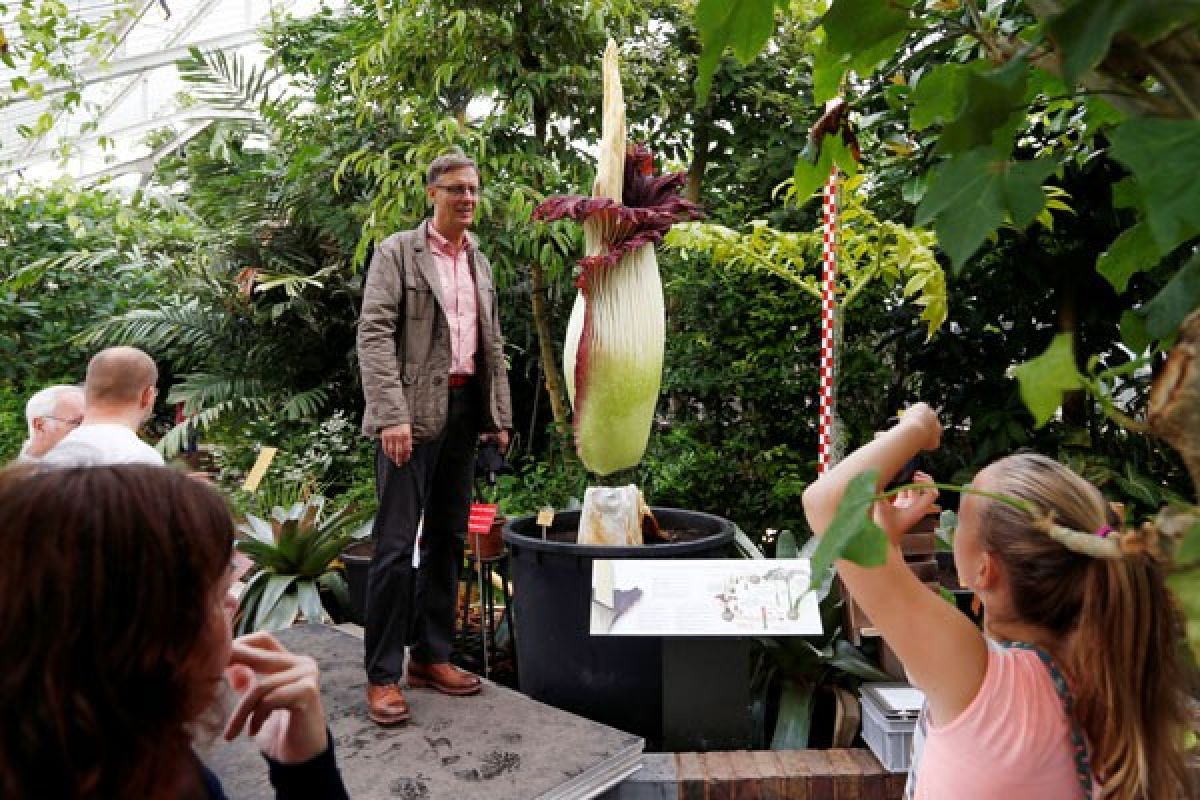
341, 540, 374, 626
502, 508, 735, 745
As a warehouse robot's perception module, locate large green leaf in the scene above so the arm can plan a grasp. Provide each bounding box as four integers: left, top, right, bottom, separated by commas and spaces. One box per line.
235, 569, 271, 636
915, 150, 1003, 269
296, 579, 327, 624
809, 469, 888, 586
1119, 309, 1152, 352
1010, 333, 1084, 427
728, 0, 777, 62
936, 66, 1027, 156
693, 0, 779, 100
916, 150, 1055, 269
910, 63, 968, 131
829, 639, 892, 682
239, 513, 274, 544
1046, 0, 1200, 85
798, 533, 836, 602
820, 0, 908, 83
1097, 223, 1163, 293
1108, 119, 1200, 253
1046, 0, 1143, 85
1001, 159, 1058, 229
258, 589, 301, 632
1138, 250, 1200, 339
235, 539, 293, 572
255, 573, 299, 630
299, 534, 356, 577
770, 677, 814, 749
318, 571, 352, 611
793, 133, 857, 207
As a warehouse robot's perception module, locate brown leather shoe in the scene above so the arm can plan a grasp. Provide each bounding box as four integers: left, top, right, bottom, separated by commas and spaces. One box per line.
406, 661, 482, 696
366, 682, 411, 725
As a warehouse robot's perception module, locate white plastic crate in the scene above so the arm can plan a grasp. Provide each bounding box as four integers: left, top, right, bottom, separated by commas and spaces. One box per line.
859, 682, 924, 773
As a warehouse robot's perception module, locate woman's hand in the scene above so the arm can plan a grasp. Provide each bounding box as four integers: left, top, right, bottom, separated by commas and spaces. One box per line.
224, 631, 329, 764
874, 470, 939, 544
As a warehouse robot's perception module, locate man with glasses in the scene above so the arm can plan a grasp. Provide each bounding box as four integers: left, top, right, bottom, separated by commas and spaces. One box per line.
357, 151, 513, 726
15, 384, 85, 462
43, 346, 164, 467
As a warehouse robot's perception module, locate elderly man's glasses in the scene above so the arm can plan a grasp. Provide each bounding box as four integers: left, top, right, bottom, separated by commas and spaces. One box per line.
434, 183, 481, 197
45, 415, 83, 427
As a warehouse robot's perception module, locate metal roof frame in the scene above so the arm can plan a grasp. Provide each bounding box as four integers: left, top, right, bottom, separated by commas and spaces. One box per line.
1, 1, 332, 186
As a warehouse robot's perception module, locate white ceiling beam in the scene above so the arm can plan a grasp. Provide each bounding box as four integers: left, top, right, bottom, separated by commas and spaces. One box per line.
12, 1, 163, 161
0, 108, 254, 177
4, 28, 261, 111
88, 0, 231, 131
78, 119, 214, 184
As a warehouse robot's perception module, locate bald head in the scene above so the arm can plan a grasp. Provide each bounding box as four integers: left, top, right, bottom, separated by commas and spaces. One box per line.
85, 347, 158, 410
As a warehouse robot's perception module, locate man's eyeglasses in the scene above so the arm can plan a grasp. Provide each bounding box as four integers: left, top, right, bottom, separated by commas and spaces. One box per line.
44, 415, 83, 427
434, 183, 481, 197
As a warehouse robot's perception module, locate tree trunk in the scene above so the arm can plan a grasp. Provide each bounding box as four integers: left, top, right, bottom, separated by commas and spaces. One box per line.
530, 259, 572, 439
686, 103, 713, 204
1058, 269, 1085, 425
529, 96, 572, 443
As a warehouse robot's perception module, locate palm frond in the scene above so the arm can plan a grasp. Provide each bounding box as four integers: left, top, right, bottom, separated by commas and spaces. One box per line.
140, 189, 203, 224
157, 401, 245, 458
76, 300, 237, 366
253, 270, 329, 298
177, 47, 288, 122
281, 386, 329, 420
168, 371, 269, 414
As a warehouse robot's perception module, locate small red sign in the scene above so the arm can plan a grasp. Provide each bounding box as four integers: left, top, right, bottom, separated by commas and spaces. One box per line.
467, 503, 499, 535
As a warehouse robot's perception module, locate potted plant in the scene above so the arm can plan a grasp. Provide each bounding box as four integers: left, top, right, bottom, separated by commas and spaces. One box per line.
234, 488, 374, 633
737, 528, 892, 750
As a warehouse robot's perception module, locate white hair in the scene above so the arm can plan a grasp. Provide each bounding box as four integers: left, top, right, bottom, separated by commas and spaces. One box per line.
25, 385, 83, 436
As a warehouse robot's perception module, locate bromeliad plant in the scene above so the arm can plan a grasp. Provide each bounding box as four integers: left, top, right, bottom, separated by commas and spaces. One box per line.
737, 528, 891, 749
532, 40, 703, 476
235, 492, 374, 633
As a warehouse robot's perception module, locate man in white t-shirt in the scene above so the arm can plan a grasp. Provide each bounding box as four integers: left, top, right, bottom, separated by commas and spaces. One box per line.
43, 346, 164, 467
15, 384, 86, 463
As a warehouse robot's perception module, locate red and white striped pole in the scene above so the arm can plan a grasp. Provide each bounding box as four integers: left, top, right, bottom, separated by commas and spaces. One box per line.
817, 166, 839, 475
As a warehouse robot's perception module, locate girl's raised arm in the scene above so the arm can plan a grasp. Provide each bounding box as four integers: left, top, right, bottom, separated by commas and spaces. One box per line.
801, 404, 988, 725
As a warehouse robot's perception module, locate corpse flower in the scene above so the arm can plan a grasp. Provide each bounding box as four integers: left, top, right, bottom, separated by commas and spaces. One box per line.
533, 40, 702, 476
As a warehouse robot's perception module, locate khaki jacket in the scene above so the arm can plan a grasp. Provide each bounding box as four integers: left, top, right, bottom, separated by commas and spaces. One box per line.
357, 220, 513, 442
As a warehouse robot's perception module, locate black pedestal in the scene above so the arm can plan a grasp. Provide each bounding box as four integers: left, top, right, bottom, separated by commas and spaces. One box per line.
661, 637, 753, 751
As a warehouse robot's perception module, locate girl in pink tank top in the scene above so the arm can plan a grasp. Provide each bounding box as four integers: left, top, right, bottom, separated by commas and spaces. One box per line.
802, 404, 1192, 800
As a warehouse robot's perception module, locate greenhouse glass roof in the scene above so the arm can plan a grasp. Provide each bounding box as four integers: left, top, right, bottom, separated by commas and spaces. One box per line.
1, 0, 334, 188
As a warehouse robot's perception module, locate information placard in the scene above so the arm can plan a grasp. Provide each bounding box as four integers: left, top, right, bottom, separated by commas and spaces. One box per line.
590, 558, 823, 636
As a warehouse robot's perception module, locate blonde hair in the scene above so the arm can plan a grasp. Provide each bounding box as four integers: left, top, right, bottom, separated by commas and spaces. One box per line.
981, 453, 1191, 800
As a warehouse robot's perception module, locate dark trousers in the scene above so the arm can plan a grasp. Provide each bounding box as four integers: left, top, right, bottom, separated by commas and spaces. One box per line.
364, 386, 479, 684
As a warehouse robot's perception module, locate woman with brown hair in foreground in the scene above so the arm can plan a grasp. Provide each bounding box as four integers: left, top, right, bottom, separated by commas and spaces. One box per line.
0, 465, 349, 799
803, 404, 1192, 800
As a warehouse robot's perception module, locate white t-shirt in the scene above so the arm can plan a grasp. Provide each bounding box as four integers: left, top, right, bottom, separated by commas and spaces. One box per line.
42, 424, 165, 467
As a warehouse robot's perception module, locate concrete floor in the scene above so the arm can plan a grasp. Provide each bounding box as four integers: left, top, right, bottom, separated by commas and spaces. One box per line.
204, 624, 643, 800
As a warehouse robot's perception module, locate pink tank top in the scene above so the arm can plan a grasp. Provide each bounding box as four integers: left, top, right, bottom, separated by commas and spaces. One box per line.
914, 646, 1093, 799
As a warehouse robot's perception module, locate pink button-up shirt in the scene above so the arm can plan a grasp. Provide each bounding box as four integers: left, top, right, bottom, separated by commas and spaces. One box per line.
427, 223, 478, 376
